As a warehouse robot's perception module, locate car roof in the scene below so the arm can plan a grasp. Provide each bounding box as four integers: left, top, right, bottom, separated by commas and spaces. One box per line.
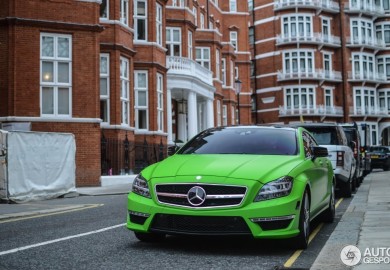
223, 125, 298, 132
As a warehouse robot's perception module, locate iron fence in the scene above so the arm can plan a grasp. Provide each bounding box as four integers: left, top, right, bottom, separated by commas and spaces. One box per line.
101, 135, 167, 176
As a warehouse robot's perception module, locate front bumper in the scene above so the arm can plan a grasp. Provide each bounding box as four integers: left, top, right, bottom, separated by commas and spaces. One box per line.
127, 188, 304, 239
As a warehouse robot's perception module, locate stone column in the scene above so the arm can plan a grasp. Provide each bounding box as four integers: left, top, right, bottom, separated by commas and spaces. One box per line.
187, 91, 198, 140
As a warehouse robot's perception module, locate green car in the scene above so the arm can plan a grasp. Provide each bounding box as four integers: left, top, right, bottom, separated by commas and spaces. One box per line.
127, 126, 335, 249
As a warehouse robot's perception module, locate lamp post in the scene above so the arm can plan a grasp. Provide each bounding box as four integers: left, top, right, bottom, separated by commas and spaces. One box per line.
235, 78, 242, 124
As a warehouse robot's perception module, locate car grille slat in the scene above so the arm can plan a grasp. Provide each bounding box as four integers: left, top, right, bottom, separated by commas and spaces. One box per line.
155, 184, 247, 208
150, 214, 251, 235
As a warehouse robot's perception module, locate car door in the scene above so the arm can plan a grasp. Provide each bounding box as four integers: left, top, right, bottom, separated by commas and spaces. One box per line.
302, 131, 329, 213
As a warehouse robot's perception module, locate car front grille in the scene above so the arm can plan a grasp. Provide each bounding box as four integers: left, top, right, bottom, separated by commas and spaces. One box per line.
150, 214, 252, 235
155, 184, 247, 208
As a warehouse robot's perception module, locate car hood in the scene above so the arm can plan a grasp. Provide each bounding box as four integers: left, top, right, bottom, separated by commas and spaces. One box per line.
145, 154, 302, 184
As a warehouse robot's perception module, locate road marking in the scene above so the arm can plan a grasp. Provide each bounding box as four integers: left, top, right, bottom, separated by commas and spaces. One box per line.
0, 204, 104, 224
0, 223, 125, 256
283, 198, 343, 268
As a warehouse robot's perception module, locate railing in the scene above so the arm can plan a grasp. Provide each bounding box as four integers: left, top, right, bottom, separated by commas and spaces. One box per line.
349, 106, 389, 116
346, 36, 385, 49
274, 0, 340, 12
279, 105, 344, 116
167, 56, 213, 85
344, 2, 384, 16
277, 69, 342, 81
101, 135, 167, 176
276, 33, 341, 46
347, 71, 386, 83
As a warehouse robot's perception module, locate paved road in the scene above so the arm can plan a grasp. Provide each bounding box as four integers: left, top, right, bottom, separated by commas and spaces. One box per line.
0, 193, 352, 270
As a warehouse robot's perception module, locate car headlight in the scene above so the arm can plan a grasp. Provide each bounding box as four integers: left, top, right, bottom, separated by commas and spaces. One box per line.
254, 176, 293, 201
132, 174, 151, 198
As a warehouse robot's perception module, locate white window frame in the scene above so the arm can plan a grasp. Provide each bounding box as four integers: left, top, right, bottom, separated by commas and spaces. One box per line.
100, 0, 109, 19
235, 66, 239, 79
351, 19, 373, 44
40, 33, 72, 117
166, 27, 182, 57
284, 86, 315, 110
196, 47, 210, 70
217, 100, 221, 126
378, 89, 390, 113
323, 52, 332, 77
322, 17, 331, 39
120, 57, 130, 125
377, 55, 390, 79
230, 60, 234, 87
134, 0, 147, 41
231, 105, 235, 125
222, 58, 226, 86
157, 73, 164, 132
193, 7, 198, 27
352, 52, 375, 79
376, 23, 390, 45
282, 15, 312, 38
188, 31, 193, 59
354, 87, 377, 115
283, 50, 314, 75
200, 13, 205, 29
156, 3, 163, 46
324, 88, 333, 107
230, 31, 238, 52
222, 105, 227, 126
100, 54, 110, 123
216, 49, 220, 80
230, 0, 237, 12
135, 70, 149, 130
120, 0, 129, 25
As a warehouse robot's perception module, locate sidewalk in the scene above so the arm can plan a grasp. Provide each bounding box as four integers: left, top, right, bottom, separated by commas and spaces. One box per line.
311, 170, 390, 270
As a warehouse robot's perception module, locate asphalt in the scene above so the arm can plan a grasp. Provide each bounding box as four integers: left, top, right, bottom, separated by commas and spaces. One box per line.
1, 171, 389, 269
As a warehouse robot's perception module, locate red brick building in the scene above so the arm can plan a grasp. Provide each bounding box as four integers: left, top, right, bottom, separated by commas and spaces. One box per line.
250, 0, 390, 145
0, 0, 251, 186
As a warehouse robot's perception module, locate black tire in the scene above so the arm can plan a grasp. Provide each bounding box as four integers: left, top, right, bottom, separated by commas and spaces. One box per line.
322, 181, 335, 223
134, 232, 166, 242
293, 190, 310, 249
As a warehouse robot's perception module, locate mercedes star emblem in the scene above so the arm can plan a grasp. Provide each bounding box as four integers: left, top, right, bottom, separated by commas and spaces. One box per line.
187, 186, 207, 206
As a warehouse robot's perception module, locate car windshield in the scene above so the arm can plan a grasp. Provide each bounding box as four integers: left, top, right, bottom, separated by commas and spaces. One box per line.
178, 127, 298, 155
303, 127, 339, 145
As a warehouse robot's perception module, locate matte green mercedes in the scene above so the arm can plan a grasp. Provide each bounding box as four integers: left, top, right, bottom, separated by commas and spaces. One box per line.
127, 126, 335, 249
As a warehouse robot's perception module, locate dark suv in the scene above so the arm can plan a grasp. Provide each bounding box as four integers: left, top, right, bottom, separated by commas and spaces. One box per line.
368, 146, 390, 171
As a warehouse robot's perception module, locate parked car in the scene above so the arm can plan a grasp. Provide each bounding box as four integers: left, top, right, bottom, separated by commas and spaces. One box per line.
367, 146, 390, 171
340, 123, 364, 185
291, 123, 356, 197
127, 126, 335, 249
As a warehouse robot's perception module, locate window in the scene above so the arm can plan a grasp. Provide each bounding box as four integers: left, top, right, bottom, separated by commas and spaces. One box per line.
323, 52, 332, 77
216, 49, 220, 80
354, 88, 376, 115
282, 15, 312, 38
166, 28, 181, 56
40, 33, 72, 117
376, 23, 390, 45
322, 17, 330, 41
351, 19, 373, 44
231, 105, 235, 125
134, 0, 147, 41
188, 31, 193, 59
378, 90, 390, 112
352, 53, 375, 79
100, 0, 109, 19
156, 4, 163, 46
230, 31, 238, 51
235, 66, 239, 79
324, 88, 333, 107
222, 58, 226, 86
230, 0, 237, 12
193, 7, 198, 27
384, 0, 390, 11
135, 71, 148, 130
284, 50, 314, 74
157, 73, 164, 131
100, 54, 110, 123
217, 100, 222, 126
120, 57, 130, 125
230, 60, 234, 87
249, 27, 254, 45
200, 13, 205, 29
222, 105, 227, 125
209, 19, 214, 30
196, 47, 210, 69
248, 0, 253, 11
120, 0, 129, 25
377, 56, 390, 79
172, 0, 185, 7
285, 87, 315, 110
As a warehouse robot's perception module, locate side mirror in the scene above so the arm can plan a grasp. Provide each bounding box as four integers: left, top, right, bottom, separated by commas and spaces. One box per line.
312, 146, 329, 159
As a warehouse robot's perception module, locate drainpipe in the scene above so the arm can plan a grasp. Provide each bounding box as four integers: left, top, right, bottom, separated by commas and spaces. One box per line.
338, 0, 348, 123
251, 0, 259, 123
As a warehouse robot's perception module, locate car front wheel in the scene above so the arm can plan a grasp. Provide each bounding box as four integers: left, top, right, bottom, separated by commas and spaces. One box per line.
293, 190, 310, 249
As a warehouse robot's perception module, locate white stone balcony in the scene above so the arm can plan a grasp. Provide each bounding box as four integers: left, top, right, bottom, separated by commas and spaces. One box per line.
279, 105, 344, 117
349, 106, 389, 117
274, 0, 340, 13
277, 69, 342, 82
276, 33, 341, 47
344, 2, 384, 17
166, 56, 213, 86
347, 71, 386, 83
346, 36, 385, 50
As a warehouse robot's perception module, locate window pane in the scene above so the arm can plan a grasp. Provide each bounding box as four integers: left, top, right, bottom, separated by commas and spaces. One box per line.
173, 44, 180, 56
173, 30, 180, 42
42, 87, 54, 114
100, 0, 108, 18
42, 62, 54, 82
137, 73, 147, 88
137, 19, 146, 40
138, 91, 147, 106
138, 110, 147, 129
204, 49, 210, 58
137, 1, 146, 16
58, 88, 70, 114
58, 62, 70, 83
100, 100, 108, 122
42, 36, 54, 57
100, 78, 108, 95
100, 57, 108, 74
196, 49, 201, 59
57, 38, 70, 58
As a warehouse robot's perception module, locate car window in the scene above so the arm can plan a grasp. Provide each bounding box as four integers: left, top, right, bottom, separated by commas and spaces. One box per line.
178, 128, 298, 155
303, 127, 339, 145
302, 131, 318, 158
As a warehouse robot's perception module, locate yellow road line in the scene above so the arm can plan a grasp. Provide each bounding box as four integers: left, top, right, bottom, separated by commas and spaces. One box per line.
283, 198, 343, 268
0, 204, 103, 224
